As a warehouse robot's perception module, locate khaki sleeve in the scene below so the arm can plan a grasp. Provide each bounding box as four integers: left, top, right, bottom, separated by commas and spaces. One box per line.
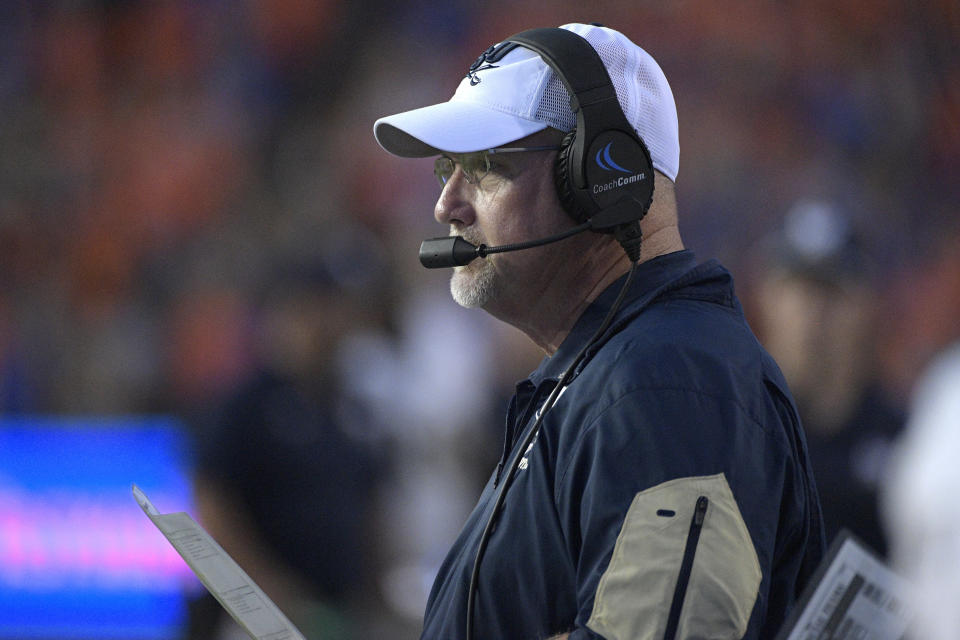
586, 473, 761, 640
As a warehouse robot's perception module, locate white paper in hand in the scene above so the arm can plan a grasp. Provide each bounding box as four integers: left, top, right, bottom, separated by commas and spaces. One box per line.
132, 484, 307, 640
775, 530, 913, 640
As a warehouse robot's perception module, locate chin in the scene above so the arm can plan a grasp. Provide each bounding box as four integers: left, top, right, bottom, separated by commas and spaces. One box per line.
450, 262, 497, 309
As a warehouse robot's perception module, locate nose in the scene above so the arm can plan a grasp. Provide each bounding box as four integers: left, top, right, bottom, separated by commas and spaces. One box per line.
434, 169, 475, 228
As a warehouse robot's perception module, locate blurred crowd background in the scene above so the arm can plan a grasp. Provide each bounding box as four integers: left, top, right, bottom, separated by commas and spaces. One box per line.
1, 1, 958, 638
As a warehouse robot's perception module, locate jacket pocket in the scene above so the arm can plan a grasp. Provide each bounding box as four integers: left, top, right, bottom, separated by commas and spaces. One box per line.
586, 473, 761, 640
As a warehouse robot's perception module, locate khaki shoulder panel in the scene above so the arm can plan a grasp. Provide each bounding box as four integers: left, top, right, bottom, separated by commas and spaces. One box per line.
587, 473, 761, 640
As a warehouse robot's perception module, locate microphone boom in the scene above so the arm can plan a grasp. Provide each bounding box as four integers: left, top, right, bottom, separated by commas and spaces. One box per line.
418, 221, 592, 269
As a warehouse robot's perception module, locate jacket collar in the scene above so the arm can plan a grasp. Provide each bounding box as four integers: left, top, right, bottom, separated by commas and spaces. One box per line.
529, 250, 734, 385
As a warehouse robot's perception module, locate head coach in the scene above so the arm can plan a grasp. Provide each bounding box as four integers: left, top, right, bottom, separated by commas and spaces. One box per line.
373, 22, 825, 640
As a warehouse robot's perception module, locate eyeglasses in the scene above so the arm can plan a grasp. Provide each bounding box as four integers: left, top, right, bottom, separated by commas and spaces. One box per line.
433, 146, 561, 187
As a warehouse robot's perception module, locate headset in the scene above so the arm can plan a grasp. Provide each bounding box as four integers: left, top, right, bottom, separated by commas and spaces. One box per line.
461, 26, 654, 640
502, 27, 653, 243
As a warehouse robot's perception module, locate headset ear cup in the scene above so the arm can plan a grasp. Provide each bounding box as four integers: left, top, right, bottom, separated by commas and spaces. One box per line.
554, 130, 592, 224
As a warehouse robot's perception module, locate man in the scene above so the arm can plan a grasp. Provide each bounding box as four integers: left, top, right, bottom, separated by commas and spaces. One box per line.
884, 342, 960, 640
883, 228, 960, 640
373, 23, 824, 640
751, 200, 903, 558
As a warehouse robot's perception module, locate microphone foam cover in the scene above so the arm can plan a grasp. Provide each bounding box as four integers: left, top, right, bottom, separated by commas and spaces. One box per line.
419, 236, 479, 268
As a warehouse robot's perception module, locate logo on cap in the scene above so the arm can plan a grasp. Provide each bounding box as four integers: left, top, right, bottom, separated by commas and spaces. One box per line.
595, 142, 632, 174
465, 41, 518, 86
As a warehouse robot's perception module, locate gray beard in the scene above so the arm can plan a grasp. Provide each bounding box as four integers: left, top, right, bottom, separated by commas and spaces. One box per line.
450, 259, 499, 308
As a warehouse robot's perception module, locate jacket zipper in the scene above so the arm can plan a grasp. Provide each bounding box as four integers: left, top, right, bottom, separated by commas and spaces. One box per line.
663, 495, 709, 640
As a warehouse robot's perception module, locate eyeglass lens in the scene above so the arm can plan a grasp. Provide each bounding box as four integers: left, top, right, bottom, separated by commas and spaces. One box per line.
434, 153, 490, 186
432, 146, 561, 187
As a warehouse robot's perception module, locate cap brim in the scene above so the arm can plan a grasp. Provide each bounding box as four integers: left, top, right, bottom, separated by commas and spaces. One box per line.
374, 100, 549, 157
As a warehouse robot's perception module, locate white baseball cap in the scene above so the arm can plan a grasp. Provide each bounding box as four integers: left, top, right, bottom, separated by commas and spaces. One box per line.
373, 23, 680, 181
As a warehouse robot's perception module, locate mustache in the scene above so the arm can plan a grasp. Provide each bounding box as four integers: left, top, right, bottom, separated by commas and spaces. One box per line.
452, 228, 485, 247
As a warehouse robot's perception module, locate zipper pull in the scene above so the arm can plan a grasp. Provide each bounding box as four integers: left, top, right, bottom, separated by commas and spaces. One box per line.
694, 495, 708, 526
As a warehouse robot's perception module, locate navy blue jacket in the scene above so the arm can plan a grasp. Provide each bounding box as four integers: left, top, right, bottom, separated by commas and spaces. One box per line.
421, 251, 825, 639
